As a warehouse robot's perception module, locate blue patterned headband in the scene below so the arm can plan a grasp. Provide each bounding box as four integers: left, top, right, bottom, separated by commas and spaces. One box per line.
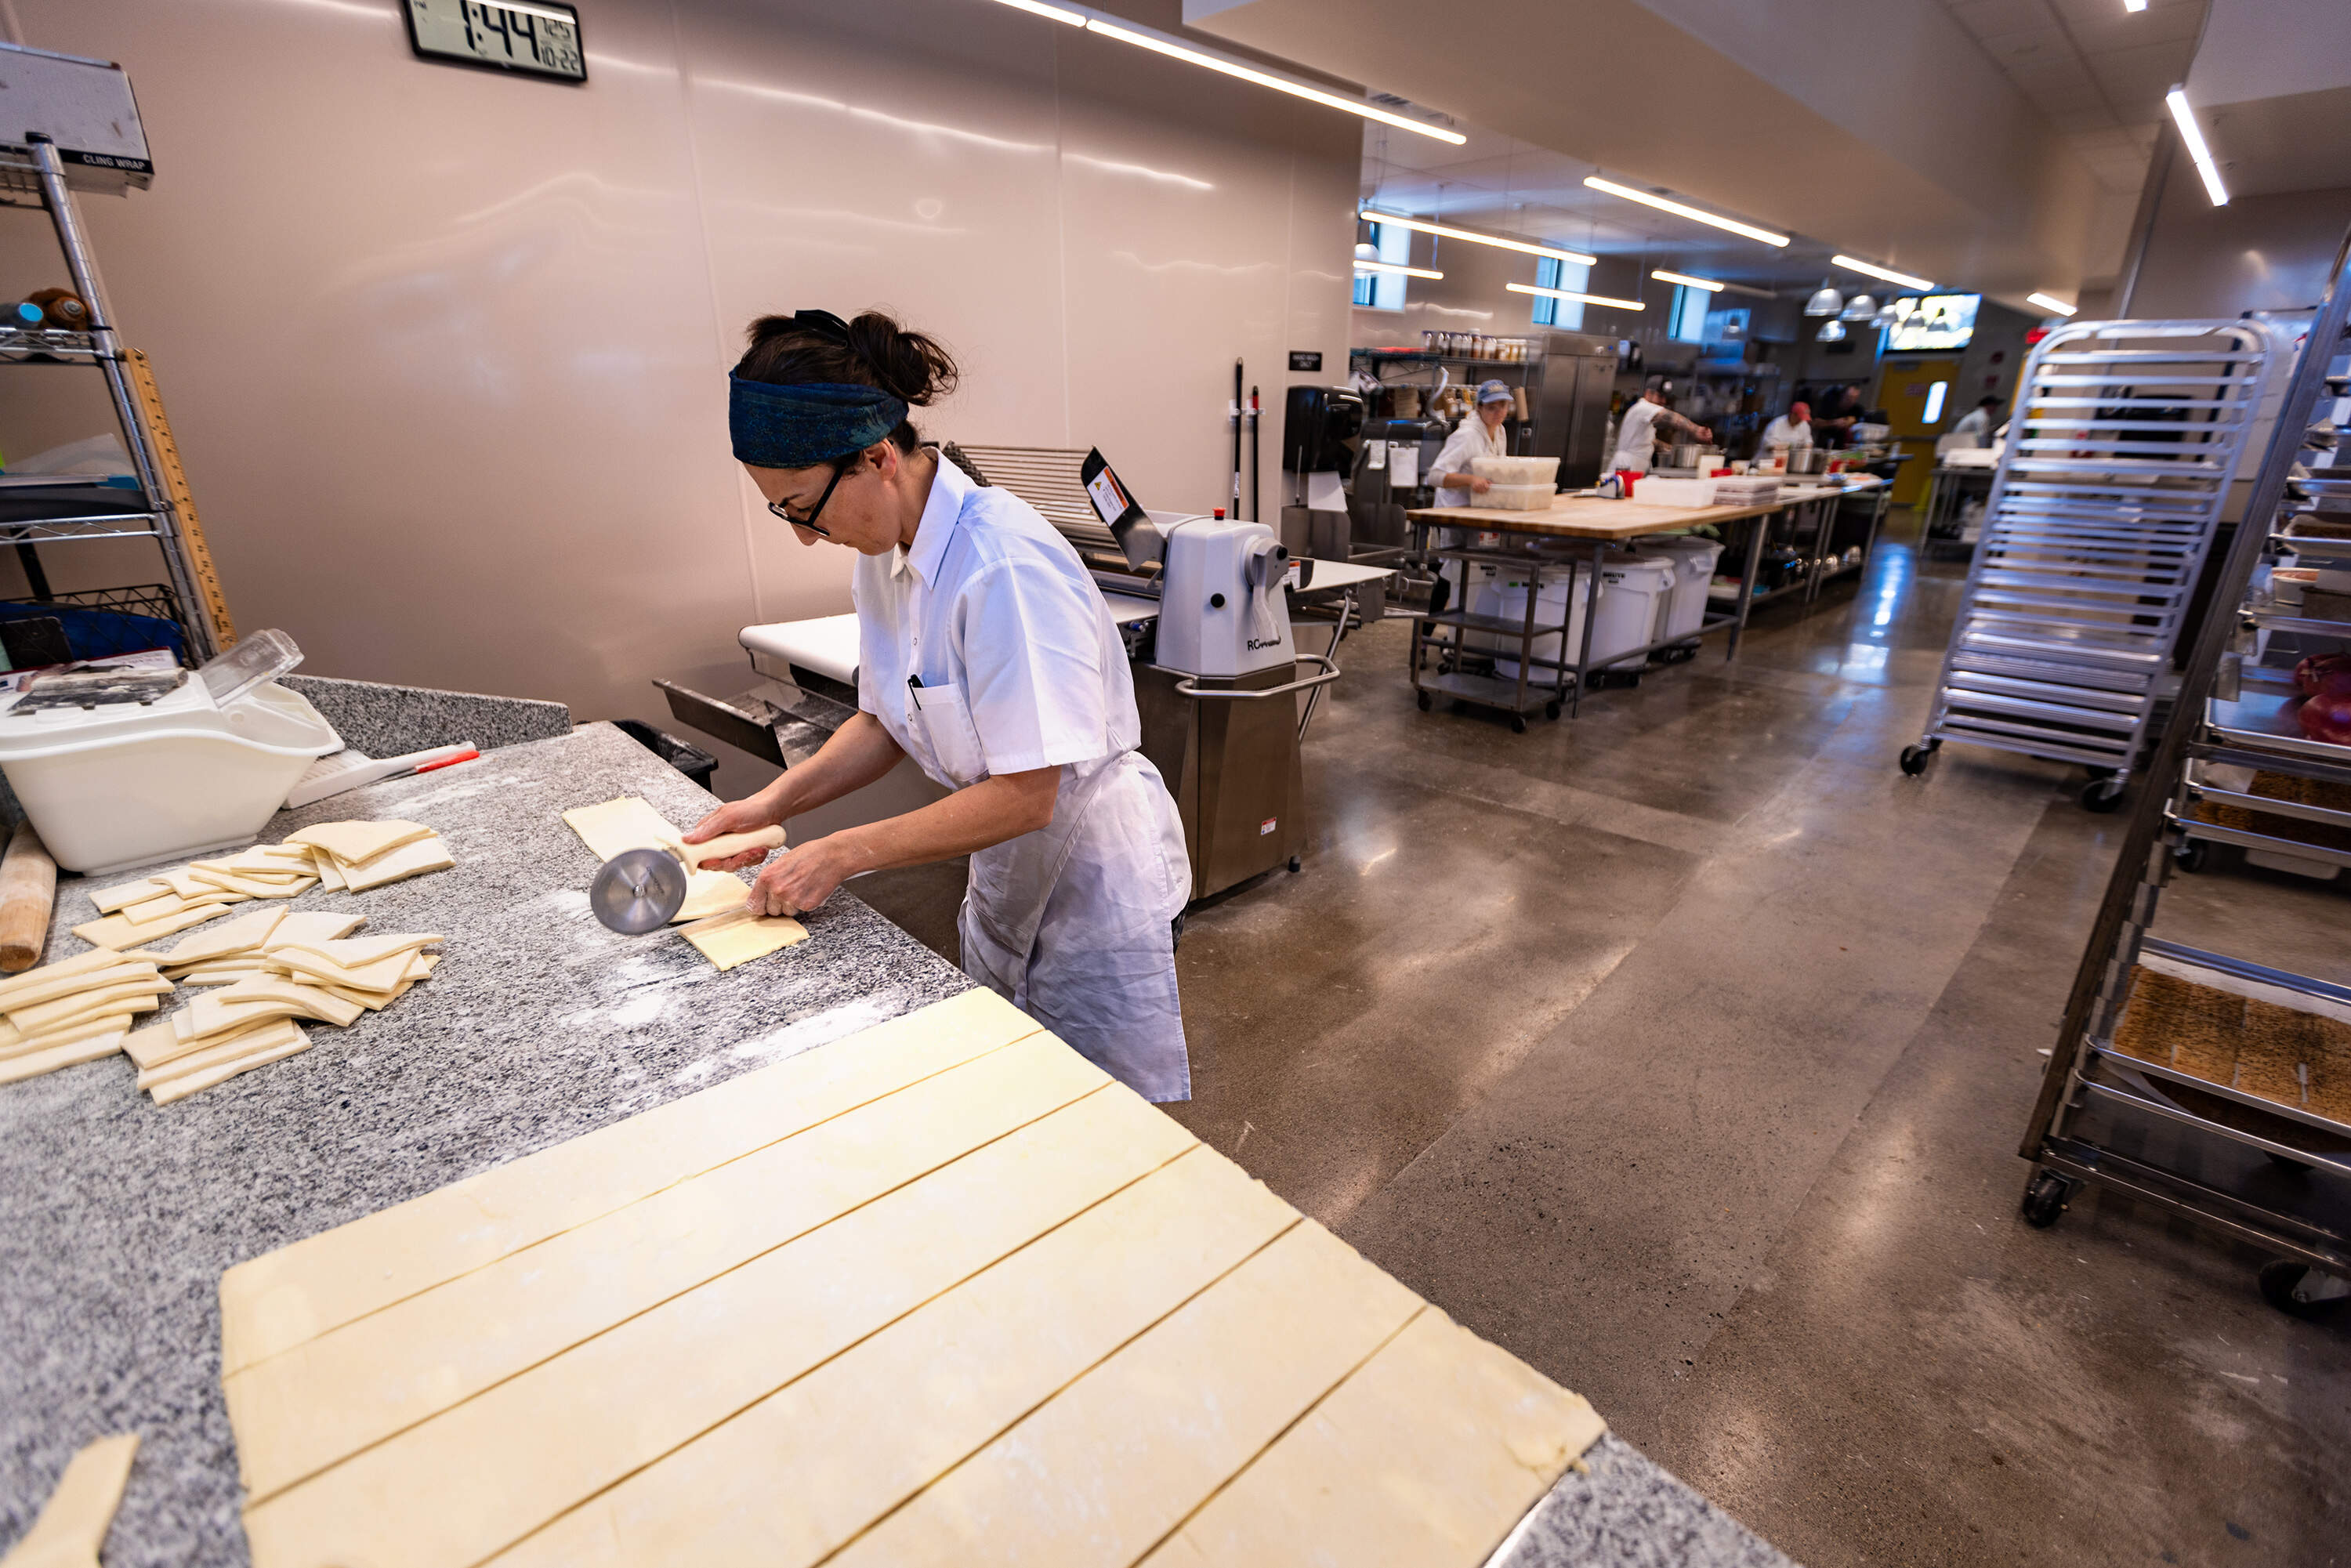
729, 377, 907, 469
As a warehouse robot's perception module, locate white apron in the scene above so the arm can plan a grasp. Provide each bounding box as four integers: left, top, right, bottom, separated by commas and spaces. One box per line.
894, 680, 1192, 1102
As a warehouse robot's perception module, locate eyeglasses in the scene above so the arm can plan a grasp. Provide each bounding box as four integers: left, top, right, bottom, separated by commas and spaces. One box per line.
766, 456, 853, 535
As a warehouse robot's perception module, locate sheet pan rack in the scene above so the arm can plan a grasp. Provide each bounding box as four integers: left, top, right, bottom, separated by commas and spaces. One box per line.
2018, 228, 2351, 1321
1901, 319, 2293, 809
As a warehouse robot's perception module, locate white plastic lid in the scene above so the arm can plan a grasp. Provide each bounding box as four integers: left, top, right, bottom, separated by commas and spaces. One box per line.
199, 628, 304, 708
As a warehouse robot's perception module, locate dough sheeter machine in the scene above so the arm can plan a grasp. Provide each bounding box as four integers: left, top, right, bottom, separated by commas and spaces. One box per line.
654, 444, 1391, 904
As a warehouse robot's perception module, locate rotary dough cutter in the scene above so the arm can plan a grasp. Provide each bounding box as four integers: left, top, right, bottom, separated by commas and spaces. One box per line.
588, 826, 786, 934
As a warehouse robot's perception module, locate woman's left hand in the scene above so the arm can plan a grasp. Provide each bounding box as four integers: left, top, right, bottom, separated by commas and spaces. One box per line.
747, 835, 864, 918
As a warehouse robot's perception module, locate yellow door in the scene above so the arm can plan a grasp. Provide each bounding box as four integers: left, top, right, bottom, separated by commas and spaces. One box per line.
1878, 357, 1962, 508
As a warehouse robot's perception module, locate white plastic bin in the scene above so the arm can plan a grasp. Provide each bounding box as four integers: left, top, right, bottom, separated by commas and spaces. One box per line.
0, 679, 342, 873
1469, 481, 1557, 512
1469, 454, 1561, 487
1593, 555, 1677, 668
1469, 564, 1589, 681
1648, 538, 1726, 638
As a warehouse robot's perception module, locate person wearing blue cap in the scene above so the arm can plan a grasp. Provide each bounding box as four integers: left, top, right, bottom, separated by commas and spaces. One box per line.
1427, 378, 1518, 494
683, 308, 1192, 1103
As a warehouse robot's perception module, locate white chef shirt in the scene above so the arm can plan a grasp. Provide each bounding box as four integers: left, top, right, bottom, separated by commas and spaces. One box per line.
1428, 413, 1509, 487
1950, 407, 1995, 447
854, 454, 1137, 788
1761, 415, 1813, 452
1610, 397, 1668, 473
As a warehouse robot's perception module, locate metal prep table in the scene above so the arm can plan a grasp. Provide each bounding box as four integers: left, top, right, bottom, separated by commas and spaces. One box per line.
1403, 477, 1886, 726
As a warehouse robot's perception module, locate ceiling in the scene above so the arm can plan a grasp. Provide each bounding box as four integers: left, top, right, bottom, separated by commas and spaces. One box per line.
1936, 0, 2208, 209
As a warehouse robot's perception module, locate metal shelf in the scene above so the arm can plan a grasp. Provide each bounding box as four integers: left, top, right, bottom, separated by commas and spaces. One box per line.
1416, 668, 1561, 714
2206, 690, 2351, 774
1417, 608, 1576, 639
0, 512, 165, 542
0, 325, 107, 360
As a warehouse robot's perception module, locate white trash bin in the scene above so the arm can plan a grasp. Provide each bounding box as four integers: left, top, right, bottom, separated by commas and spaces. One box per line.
1470, 564, 1590, 682
1648, 538, 1726, 639
1592, 555, 1678, 668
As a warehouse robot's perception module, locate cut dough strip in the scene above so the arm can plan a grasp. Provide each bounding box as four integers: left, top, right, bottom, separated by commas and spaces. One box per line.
0, 947, 123, 1005
88, 878, 166, 914
74, 900, 236, 951
563, 797, 750, 925
337, 834, 455, 893
152, 907, 290, 969
140, 1019, 310, 1098
287, 820, 436, 868
680, 907, 808, 972
0, 1432, 139, 1568
263, 912, 368, 952
0, 1027, 129, 1085
8, 975, 172, 1034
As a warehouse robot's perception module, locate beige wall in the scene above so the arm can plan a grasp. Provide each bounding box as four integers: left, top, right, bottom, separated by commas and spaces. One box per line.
0, 0, 1357, 758
2119, 147, 2351, 318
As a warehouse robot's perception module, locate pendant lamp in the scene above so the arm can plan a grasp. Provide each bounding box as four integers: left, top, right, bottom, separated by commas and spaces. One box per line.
1839, 292, 1877, 321
1804, 279, 1843, 317
1817, 318, 1848, 342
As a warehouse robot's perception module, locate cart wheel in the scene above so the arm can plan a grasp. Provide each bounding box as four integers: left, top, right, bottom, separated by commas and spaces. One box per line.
1288, 855, 1302, 874
1510, 715, 1528, 734
2080, 777, 2127, 813
1416, 690, 1432, 712
2258, 1259, 2351, 1321
1899, 744, 1933, 777
2021, 1171, 2068, 1229
1546, 701, 1563, 721
2175, 840, 2210, 874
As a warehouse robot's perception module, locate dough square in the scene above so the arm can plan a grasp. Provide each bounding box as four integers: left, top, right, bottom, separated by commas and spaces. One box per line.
680, 908, 809, 972
288, 820, 437, 867
339, 835, 455, 893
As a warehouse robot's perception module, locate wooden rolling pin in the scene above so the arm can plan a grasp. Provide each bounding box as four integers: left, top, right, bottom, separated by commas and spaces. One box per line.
670, 824, 787, 870
0, 819, 58, 972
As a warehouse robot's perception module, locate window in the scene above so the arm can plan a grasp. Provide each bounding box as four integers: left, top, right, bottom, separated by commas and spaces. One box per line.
1671, 284, 1709, 344
1527, 255, 1589, 330
1351, 222, 1412, 311
1922, 380, 1948, 424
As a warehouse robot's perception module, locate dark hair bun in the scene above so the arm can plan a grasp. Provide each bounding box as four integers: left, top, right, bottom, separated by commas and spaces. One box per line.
735, 310, 958, 407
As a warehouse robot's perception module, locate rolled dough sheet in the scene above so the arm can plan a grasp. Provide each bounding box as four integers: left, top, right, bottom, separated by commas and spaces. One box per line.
0, 957, 159, 1013
0, 1027, 128, 1085
1136, 1311, 1607, 1567
0, 1432, 139, 1568
263, 912, 368, 951
562, 796, 748, 923
74, 901, 234, 951
155, 907, 289, 966
183, 981, 364, 1036
149, 1026, 313, 1105
178, 963, 275, 986
227, 1037, 1116, 1501
87, 878, 165, 914
278, 934, 444, 969
218, 987, 1042, 1374
139, 1017, 308, 1089
8, 976, 172, 1034
240, 1074, 1176, 1568
271, 948, 417, 994
0, 947, 125, 1004
487, 1145, 1292, 1568
339, 835, 455, 893
128, 1012, 292, 1073
0, 1012, 140, 1063
314, 978, 415, 1012
189, 867, 317, 900
828, 1221, 1422, 1567
679, 907, 807, 971
288, 820, 434, 866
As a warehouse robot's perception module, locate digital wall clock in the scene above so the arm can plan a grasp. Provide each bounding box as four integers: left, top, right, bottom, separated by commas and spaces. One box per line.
403, 0, 585, 83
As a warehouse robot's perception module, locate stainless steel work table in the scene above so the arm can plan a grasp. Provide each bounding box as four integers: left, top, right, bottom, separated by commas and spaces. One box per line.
1406, 478, 1887, 724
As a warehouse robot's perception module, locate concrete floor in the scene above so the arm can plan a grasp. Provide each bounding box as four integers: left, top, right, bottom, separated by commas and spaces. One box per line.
853, 517, 2351, 1568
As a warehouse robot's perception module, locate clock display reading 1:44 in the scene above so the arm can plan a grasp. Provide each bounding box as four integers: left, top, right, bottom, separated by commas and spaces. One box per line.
404, 0, 586, 82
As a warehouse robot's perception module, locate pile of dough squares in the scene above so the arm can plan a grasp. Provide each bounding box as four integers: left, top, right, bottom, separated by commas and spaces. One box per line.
74, 820, 455, 952
0, 949, 172, 1085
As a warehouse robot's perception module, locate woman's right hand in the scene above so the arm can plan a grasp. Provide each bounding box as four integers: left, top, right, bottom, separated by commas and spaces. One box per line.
1469, 476, 1492, 494
683, 794, 784, 871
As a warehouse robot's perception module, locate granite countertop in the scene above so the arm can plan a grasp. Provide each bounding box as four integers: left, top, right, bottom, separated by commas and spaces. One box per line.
0, 721, 967, 1567
0, 721, 1791, 1568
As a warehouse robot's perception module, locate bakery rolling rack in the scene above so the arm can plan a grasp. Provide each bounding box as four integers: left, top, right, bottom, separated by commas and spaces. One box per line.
2017, 226, 2351, 1320
1900, 317, 2293, 811
1, 43, 228, 663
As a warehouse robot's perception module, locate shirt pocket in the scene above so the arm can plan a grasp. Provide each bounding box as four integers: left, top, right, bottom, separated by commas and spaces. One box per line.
907, 681, 990, 789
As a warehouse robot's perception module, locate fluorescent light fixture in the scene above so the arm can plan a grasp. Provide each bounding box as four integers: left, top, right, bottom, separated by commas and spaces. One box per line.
2166, 87, 2230, 206
2027, 292, 2078, 317
1078, 18, 1467, 144
1583, 176, 1790, 247
1833, 254, 1935, 291
1361, 209, 1596, 267
1354, 260, 1444, 280
1652, 270, 1723, 292
2123, 0, 2146, 10
989, 0, 1085, 21
1508, 281, 1644, 311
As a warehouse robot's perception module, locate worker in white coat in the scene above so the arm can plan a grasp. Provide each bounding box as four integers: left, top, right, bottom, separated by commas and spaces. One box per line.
686, 309, 1193, 1102
1946, 395, 2003, 450
1760, 400, 1813, 460
1609, 378, 1711, 474
1428, 378, 1517, 493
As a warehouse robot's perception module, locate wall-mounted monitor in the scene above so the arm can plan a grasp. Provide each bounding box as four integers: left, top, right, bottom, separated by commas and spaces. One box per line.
1886, 294, 1980, 352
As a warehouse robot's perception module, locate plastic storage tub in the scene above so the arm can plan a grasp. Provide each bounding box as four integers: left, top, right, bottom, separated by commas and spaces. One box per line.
1647, 538, 1726, 637
1624, 476, 1715, 509
1469, 564, 1590, 680
1592, 555, 1677, 667
1469, 481, 1558, 512
0, 672, 342, 873
1469, 455, 1561, 487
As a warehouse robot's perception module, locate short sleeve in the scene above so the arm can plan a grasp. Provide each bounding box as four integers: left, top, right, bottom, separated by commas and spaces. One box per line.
952, 556, 1114, 775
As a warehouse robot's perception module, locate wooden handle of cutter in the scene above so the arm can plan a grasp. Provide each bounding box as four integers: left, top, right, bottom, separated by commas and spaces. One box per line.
0, 820, 58, 973
676, 824, 787, 868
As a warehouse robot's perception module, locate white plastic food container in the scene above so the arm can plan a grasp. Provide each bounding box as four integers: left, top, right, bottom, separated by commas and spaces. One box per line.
1646, 538, 1727, 637
0, 641, 341, 873
1592, 555, 1677, 666
1625, 476, 1715, 509
1469, 455, 1561, 487
1469, 481, 1559, 512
